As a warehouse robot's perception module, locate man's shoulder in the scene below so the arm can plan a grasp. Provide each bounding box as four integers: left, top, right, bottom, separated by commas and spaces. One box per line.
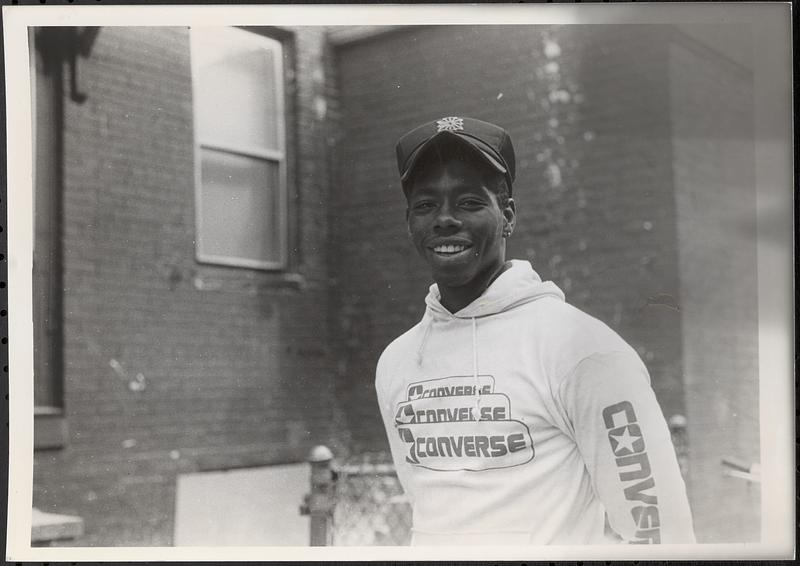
528, 297, 621, 340
377, 320, 425, 370
529, 298, 638, 375
374, 320, 426, 404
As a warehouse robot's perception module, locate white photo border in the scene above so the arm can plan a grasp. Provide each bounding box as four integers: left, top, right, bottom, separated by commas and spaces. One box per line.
3, 2, 794, 561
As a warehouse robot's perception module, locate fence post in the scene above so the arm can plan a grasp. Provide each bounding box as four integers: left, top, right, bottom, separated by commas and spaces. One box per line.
668, 414, 689, 479
307, 445, 335, 546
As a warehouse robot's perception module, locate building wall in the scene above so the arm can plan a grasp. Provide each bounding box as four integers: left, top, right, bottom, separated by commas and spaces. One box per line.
669, 32, 759, 542
32, 26, 337, 545
330, 25, 686, 452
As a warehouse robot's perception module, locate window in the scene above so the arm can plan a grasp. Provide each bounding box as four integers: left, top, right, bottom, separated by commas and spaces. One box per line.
190, 27, 288, 270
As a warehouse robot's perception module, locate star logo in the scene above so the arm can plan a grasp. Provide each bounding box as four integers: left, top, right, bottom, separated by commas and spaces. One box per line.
436, 116, 464, 132
408, 385, 425, 400
398, 427, 414, 443
395, 404, 416, 425
608, 424, 645, 456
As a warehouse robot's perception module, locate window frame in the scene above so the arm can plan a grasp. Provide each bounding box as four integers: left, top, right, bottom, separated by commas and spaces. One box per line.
190, 26, 289, 271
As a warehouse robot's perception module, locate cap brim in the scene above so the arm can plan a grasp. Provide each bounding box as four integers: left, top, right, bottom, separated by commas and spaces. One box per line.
399, 131, 508, 182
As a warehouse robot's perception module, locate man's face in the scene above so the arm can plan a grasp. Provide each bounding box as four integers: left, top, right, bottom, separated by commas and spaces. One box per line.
405, 155, 515, 290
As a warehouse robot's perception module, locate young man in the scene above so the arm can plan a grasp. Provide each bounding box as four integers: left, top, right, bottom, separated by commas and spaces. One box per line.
375, 116, 695, 545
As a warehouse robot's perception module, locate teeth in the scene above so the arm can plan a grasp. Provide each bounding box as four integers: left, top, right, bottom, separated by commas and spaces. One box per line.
434, 244, 467, 254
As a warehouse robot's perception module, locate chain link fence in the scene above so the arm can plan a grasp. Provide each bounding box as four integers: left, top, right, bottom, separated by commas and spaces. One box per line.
330, 452, 411, 546
300, 447, 410, 546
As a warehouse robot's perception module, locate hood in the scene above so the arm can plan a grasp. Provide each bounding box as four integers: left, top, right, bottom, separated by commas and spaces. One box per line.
415, 259, 565, 417
423, 259, 565, 321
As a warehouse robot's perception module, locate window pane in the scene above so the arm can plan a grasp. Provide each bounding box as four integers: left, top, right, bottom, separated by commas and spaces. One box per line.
194, 28, 281, 151
199, 148, 282, 264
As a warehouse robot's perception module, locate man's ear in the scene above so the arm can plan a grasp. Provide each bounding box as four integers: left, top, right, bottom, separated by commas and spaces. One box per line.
504, 198, 517, 234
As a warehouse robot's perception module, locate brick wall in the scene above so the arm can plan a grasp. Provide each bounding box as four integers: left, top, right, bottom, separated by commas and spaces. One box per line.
32, 26, 337, 545
330, 25, 687, 451
669, 32, 759, 542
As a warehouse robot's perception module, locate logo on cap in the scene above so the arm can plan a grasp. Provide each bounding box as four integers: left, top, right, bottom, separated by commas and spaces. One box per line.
436, 116, 464, 132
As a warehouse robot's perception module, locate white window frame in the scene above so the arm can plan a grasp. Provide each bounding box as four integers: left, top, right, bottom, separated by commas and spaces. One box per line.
190, 27, 288, 270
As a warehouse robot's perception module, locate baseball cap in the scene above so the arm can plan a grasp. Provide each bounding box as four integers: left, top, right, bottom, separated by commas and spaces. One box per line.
395, 116, 516, 194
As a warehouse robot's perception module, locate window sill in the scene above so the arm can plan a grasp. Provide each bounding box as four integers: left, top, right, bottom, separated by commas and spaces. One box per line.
34, 407, 68, 450
191, 270, 308, 292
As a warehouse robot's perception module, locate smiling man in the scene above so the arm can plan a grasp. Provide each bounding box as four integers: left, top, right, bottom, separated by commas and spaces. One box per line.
375, 116, 695, 545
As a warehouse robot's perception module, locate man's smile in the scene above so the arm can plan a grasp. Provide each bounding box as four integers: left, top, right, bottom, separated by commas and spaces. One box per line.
427, 239, 475, 258
431, 243, 473, 256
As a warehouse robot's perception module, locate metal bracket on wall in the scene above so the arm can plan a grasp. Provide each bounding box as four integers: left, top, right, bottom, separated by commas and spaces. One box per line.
68, 27, 101, 103
721, 456, 761, 484
35, 26, 100, 104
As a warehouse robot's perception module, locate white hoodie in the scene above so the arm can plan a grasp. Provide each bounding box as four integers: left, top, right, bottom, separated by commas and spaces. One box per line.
375, 260, 695, 545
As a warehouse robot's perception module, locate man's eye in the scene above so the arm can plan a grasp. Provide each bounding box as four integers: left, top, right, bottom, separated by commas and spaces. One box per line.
412, 202, 435, 211
460, 199, 485, 208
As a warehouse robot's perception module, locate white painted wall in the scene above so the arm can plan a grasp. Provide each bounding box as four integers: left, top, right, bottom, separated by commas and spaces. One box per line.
174, 463, 310, 546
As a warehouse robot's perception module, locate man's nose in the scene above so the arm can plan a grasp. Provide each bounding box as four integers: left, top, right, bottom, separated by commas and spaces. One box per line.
433, 205, 462, 232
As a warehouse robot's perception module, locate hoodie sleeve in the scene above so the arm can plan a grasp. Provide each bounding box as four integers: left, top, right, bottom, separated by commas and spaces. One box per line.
375, 351, 416, 507
557, 350, 696, 544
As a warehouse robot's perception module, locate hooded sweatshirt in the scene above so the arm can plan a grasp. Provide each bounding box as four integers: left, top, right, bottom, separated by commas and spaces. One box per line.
375, 260, 695, 545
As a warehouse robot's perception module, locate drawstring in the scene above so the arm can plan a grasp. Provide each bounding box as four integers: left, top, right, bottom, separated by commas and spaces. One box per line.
472, 316, 482, 420
416, 314, 481, 421
416, 317, 432, 366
